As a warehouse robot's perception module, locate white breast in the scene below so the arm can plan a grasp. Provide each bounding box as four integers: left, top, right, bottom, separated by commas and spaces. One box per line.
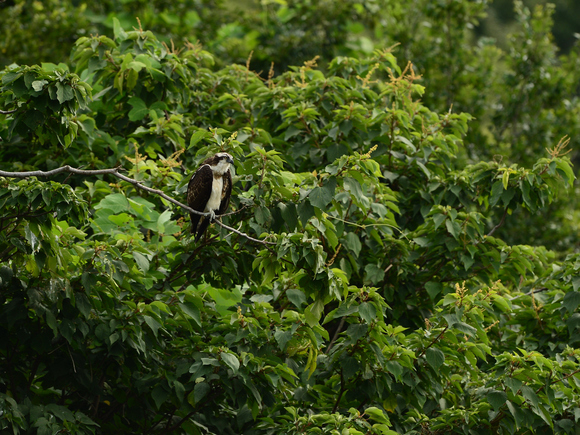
205, 177, 224, 212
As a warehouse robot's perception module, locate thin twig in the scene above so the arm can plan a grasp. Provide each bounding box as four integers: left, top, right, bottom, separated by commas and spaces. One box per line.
219, 205, 248, 217
326, 317, 346, 354
0, 108, 18, 114
0, 165, 276, 245
487, 208, 508, 237
417, 325, 448, 359
332, 369, 346, 413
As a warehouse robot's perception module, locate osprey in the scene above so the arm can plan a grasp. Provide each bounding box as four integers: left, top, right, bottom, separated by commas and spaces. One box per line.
187, 152, 234, 242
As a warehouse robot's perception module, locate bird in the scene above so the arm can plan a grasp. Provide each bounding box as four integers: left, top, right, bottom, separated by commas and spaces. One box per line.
187, 152, 234, 242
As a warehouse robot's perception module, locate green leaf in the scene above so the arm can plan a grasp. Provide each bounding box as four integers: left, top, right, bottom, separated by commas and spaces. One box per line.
143, 315, 161, 337
502, 170, 510, 190
346, 323, 368, 341
286, 288, 306, 308
2, 71, 21, 85
563, 291, 580, 313
487, 390, 507, 412
489, 180, 504, 207
192, 382, 210, 404
31, 80, 47, 91
341, 355, 360, 379
304, 299, 324, 327
445, 219, 461, 239
298, 201, 315, 226
453, 322, 476, 336
75, 293, 92, 318
344, 232, 361, 256
173, 380, 185, 404
364, 407, 390, 424
567, 313, 580, 335
112, 17, 127, 40
358, 302, 377, 323
425, 347, 445, 370
504, 377, 522, 394
95, 193, 129, 213
133, 252, 150, 272
45, 404, 75, 421
506, 400, 528, 429
365, 263, 385, 284
309, 178, 336, 209
385, 361, 403, 380
520, 385, 539, 408
221, 352, 240, 374
274, 330, 293, 351
425, 281, 442, 300
432, 213, 446, 230
278, 202, 299, 231
179, 302, 201, 327
128, 96, 148, 121
189, 129, 210, 149
56, 82, 74, 104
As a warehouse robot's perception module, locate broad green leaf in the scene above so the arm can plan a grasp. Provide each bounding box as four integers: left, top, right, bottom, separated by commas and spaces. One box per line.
192, 382, 210, 404
487, 390, 507, 411
112, 17, 127, 40
364, 407, 390, 424
563, 291, 580, 313
95, 193, 129, 213
274, 330, 293, 351
425, 281, 442, 300
445, 220, 461, 239
309, 178, 336, 209
55, 82, 74, 104
346, 323, 368, 341
286, 288, 306, 308
365, 263, 385, 284
433, 213, 446, 230
358, 302, 377, 323
189, 129, 210, 149
344, 232, 361, 256
143, 315, 161, 337
453, 321, 476, 337
221, 352, 240, 374
133, 252, 150, 272
128, 96, 148, 121
31, 80, 47, 91
425, 347, 445, 370
304, 299, 324, 327
179, 302, 201, 327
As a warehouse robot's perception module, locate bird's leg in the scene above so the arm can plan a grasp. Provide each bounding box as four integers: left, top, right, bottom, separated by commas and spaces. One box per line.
208, 210, 216, 222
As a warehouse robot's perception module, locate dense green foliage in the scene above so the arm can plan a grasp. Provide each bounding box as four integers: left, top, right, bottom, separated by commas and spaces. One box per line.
2, 1, 580, 434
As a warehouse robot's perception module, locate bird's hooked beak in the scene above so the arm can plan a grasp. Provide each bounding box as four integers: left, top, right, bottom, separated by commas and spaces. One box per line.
226, 155, 234, 165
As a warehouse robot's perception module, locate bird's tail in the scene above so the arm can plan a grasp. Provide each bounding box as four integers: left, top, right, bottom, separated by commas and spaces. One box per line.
194, 217, 210, 242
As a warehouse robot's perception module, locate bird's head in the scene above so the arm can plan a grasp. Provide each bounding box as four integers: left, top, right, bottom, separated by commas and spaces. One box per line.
205, 152, 234, 175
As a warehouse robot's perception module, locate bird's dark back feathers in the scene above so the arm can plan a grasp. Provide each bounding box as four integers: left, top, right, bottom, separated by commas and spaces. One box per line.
187, 165, 213, 240
187, 155, 233, 242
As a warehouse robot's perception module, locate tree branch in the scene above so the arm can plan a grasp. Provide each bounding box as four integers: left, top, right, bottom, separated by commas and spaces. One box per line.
0, 108, 18, 114
487, 208, 508, 237
332, 368, 346, 413
326, 317, 346, 354
417, 325, 448, 359
0, 165, 276, 245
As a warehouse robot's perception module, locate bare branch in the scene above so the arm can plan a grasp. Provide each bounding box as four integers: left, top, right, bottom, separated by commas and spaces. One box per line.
0, 108, 18, 114
487, 208, 508, 237
0, 165, 276, 245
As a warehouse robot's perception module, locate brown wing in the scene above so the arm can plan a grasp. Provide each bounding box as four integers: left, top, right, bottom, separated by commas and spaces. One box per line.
187, 164, 213, 238
217, 170, 232, 216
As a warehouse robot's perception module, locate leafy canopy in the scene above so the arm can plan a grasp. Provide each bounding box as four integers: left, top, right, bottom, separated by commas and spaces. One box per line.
1, 7, 580, 435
